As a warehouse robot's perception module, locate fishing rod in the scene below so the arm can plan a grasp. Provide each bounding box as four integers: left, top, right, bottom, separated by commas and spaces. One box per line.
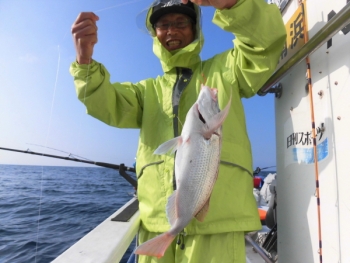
0, 147, 137, 188
253, 166, 276, 175
26, 143, 93, 161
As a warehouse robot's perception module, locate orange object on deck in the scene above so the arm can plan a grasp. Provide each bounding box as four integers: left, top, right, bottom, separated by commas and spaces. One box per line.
258, 208, 267, 221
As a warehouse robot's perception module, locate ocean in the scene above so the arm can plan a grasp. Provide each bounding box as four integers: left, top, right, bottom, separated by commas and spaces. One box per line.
0, 165, 136, 263
0, 164, 275, 263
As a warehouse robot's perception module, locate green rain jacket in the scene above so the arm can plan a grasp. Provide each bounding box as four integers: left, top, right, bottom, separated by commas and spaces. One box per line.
70, 0, 286, 235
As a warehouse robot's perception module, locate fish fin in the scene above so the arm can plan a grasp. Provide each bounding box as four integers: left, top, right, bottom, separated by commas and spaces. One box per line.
134, 232, 176, 258
204, 96, 232, 138
154, 137, 182, 155
166, 191, 177, 226
194, 197, 211, 222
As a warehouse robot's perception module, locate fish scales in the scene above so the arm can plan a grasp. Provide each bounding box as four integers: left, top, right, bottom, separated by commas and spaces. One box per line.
135, 85, 231, 258
176, 133, 221, 215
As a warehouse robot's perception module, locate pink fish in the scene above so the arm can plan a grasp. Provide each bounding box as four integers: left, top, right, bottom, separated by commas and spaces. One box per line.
135, 85, 231, 258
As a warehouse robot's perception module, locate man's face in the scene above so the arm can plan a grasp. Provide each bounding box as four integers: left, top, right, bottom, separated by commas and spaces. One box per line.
154, 13, 195, 51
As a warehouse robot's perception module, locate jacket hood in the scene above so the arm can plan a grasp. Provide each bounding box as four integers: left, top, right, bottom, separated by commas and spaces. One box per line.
145, 3, 204, 72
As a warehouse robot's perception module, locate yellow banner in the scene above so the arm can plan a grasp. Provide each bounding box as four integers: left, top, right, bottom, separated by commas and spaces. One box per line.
276, 4, 306, 70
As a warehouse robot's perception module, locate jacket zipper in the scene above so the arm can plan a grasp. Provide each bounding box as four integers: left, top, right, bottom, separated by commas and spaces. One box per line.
171, 67, 193, 190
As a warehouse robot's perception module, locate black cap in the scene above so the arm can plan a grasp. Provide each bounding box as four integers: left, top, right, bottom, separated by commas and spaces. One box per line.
150, 1, 197, 26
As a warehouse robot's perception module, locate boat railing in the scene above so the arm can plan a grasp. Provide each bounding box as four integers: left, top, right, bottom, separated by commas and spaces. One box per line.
52, 198, 140, 263
258, 1, 350, 96
52, 196, 278, 263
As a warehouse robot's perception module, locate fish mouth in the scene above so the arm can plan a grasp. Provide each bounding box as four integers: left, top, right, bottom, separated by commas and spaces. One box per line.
198, 111, 206, 123
196, 104, 206, 124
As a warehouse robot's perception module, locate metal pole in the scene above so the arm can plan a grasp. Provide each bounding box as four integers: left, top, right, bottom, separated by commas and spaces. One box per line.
258, 2, 350, 95
245, 235, 275, 263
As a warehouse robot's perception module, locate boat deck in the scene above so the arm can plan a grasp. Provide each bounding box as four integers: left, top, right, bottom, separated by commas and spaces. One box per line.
246, 240, 266, 263
53, 198, 274, 263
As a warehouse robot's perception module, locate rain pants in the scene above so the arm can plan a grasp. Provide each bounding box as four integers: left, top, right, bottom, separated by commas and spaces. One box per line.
70, 0, 286, 261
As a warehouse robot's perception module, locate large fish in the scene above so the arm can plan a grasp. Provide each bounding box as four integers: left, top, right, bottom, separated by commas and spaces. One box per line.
135, 85, 231, 258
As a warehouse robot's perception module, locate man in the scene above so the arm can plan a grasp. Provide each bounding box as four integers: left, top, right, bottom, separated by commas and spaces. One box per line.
71, 0, 286, 262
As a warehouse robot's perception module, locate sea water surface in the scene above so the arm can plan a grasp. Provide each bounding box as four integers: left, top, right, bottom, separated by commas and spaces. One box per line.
0, 164, 274, 263
0, 165, 136, 263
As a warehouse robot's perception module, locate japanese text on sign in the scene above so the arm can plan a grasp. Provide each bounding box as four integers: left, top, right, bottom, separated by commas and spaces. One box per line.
277, 4, 306, 69
287, 125, 324, 148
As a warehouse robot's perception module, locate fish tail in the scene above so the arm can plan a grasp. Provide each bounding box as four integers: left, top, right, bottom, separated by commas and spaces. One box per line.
134, 232, 176, 258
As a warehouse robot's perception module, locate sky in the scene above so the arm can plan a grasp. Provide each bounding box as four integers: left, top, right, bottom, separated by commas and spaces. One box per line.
0, 0, 277, 170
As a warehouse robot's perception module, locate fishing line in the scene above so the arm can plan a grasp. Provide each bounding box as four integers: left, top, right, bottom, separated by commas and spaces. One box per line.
26, 143, 93, 161
94, 0, 143, 13
78, 0, 144, 151
34, 45, 61, 263
32, 1, 142, 261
